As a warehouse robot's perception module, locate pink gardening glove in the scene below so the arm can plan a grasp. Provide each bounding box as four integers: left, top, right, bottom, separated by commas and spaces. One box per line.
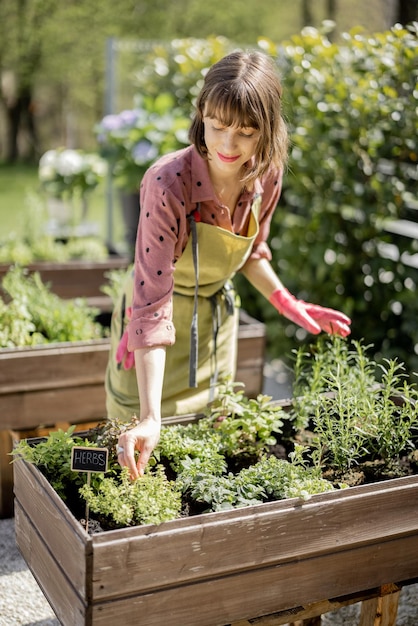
303, 302, 351, 337
270, 288, 351, 337
116, 306, 135, 370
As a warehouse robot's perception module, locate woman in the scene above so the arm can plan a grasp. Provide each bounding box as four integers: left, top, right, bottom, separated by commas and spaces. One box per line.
108, 50, 351, 478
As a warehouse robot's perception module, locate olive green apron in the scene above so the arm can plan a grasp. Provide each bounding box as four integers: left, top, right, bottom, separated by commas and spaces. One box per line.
105, 196, 261, 420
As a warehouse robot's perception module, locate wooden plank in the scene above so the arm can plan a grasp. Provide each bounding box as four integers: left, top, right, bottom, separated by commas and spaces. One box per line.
88, 537, 418, 626
15, 501, 90, 626
231, 584, 402, 624
90, 475, 418, 599
13, 456, 418, 626
13, 457, 89, 595
238, 310, 266, 338
2, 385, 106, 429
0, 257, 130, 300
0, 340, 109, 395
236, 363, 264, 398
236, 311, 265, 397
0, 430, 13, 518
0, 420, 102, 518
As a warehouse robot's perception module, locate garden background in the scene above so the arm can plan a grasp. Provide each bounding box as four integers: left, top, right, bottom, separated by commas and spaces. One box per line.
0, 0, 417, 374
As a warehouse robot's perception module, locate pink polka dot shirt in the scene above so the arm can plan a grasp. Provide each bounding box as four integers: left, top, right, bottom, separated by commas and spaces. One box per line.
127, 145, 283, 351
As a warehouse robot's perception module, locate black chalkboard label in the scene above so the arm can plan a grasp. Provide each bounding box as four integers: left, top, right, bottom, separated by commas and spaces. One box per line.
71, 447, 108, 473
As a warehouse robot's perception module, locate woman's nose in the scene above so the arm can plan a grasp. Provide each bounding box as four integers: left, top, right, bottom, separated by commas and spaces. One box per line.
222, 130, 237, 152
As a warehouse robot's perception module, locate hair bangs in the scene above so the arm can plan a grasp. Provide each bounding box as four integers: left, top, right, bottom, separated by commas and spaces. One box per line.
204, 83, 261, 130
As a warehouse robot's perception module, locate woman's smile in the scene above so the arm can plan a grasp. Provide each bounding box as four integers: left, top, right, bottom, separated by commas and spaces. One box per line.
217, 152, 240, 163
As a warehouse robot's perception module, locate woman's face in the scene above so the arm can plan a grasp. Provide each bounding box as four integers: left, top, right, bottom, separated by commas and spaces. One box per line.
203, 112, 260, 178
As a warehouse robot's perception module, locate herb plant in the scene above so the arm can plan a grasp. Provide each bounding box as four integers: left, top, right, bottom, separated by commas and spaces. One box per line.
12, 337, 418, 531
290, 337, 418, 475
0, 266, 106, 347
80, 466, 182, 527
204, 378, 285, 461
11, 427, 107, 500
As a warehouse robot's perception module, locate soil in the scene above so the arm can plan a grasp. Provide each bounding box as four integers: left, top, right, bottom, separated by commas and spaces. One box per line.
322, 452, 418, 488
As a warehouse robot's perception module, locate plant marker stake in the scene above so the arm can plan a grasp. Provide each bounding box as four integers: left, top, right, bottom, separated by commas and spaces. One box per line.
71, 446, 109, 532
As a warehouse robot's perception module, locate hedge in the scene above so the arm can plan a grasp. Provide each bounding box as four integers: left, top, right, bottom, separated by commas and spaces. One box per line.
238, 24, 418, 373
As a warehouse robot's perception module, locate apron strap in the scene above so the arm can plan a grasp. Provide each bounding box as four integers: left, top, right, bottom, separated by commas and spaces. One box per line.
116, 292, 126, 371
188, 208, 199, 388
208, 282, 235, 400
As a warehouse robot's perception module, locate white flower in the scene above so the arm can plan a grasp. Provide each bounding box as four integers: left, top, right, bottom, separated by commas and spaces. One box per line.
38, 148, 107, 198
56, 149, 85, 176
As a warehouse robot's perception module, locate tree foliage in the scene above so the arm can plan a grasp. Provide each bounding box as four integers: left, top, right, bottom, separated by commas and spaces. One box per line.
0, 0, 407, 161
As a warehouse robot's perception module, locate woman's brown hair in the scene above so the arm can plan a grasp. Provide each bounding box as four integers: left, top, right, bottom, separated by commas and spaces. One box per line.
189, 50, 288, 186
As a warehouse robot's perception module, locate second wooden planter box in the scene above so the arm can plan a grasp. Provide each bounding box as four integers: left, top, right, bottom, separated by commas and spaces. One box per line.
0, 257, 130, 311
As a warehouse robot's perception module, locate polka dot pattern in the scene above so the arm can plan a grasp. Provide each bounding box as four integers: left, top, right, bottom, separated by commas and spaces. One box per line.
127, 145, 283, 351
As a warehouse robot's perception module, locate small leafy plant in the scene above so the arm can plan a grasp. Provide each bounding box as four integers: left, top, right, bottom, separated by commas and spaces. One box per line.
0, 234, 109, 265
11, 427, 106, 500
80, 466, 182, 527
0, 266, 106, 348
204, 378, 285, 462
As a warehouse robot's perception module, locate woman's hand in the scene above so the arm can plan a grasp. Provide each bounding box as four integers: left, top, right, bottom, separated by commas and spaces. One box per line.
116, 418, 161, 479
270, 288, 351, 337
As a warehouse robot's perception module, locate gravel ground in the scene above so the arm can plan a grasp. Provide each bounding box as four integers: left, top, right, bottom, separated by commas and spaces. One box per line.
1, 514, 417, 626
1, 364, 417, 625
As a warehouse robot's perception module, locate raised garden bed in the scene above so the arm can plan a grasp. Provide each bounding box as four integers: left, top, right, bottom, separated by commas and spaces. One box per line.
13, 438, 418, 626
12, 337, 418, 625
0, 257, 130, 311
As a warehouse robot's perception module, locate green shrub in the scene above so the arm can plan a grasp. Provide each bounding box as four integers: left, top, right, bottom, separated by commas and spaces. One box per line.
237, 25, 418, 373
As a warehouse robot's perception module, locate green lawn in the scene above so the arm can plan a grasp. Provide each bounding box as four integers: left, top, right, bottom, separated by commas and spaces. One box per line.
0, 163, 126, 250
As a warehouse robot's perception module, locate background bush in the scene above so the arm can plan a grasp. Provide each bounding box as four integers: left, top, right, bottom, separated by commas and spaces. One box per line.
236, 24, 418, 374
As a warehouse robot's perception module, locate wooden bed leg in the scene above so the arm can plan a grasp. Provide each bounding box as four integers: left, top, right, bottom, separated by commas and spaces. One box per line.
359, 587, 400, 626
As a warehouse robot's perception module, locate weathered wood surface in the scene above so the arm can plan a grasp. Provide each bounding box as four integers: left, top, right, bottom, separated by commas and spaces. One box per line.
0, 257, 130, 301
0, 340, 110, 430
235, 310, 266, 398
358, 584, 401, 626
0, 311, 264, 432
15, 501, 90, 626
13, 452, 418, 626
0, 339, 109, 517
230, 583, 402, 625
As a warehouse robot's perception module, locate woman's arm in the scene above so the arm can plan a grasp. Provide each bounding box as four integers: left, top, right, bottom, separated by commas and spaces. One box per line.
240, 256, 285, 299
117, 345, 166, 479
241, 257, 351, 336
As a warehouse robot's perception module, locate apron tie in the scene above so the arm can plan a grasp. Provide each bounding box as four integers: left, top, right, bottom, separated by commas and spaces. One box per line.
189, 209, 199, 388
208, 282, 235, 400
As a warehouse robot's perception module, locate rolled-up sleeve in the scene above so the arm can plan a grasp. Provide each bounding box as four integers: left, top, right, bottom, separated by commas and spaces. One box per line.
127, 160, 189, 351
